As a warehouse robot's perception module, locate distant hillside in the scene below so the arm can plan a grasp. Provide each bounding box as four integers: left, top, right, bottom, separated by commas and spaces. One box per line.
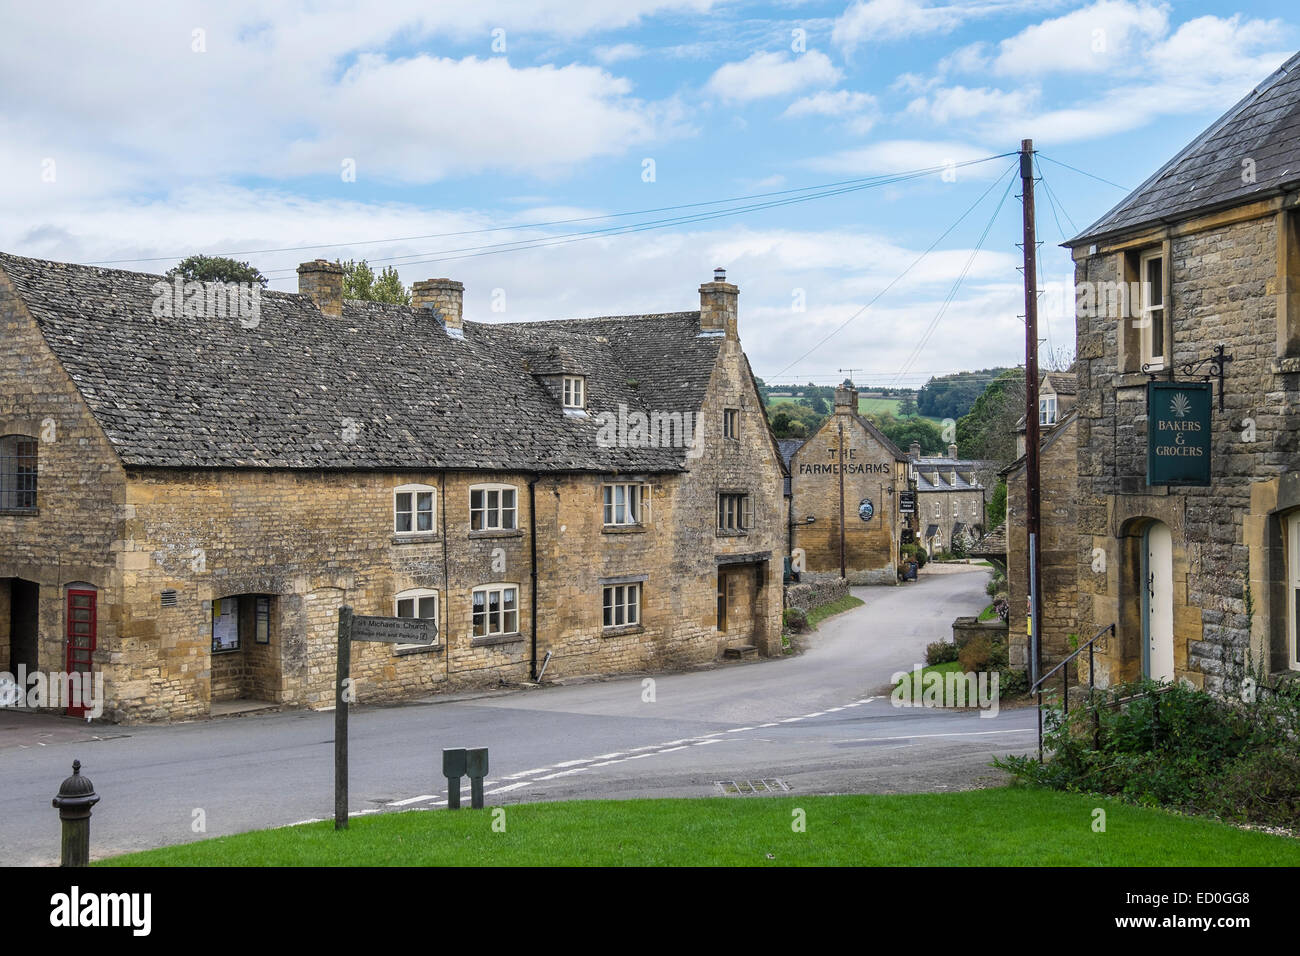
916, 368, 1012, 420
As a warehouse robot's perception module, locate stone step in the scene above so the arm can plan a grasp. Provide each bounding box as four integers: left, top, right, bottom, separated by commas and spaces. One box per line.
723, 645, 758, 660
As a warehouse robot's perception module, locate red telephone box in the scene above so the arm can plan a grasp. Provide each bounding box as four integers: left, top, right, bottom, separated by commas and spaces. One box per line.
64, 589, 96, 717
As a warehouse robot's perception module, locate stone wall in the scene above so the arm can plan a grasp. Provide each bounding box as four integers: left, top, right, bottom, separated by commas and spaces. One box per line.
784, 576, 849, 613
1073, 206, 1300, 693
788, 407, 906, 584
1006, 416, 1079, 673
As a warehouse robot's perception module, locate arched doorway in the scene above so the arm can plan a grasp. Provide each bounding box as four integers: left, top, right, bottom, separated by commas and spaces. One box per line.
1141, 522, 1174, 681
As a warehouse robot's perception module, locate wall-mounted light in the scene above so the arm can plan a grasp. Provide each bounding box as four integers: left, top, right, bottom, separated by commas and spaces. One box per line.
805, 515, 816, 524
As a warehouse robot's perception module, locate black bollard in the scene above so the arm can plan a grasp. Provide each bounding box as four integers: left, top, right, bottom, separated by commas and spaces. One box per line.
443, 748, 466, 810
467, 747, 489, 809
52, 760, 99, 867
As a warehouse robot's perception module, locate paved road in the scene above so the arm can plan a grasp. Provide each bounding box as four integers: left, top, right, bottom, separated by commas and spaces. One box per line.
0, 566, 1037, 865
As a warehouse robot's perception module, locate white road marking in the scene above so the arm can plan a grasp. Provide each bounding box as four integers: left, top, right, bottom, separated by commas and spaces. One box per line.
593, 752, 626, 760
852, 728, 1036, 743
388, 794, 439, 807
485, 782, 532, 795
553, 758, 595, 767
535, 767, 591, 780
501, 768, 550, 780
725, 726, 755, 733
655, 746, 688, 754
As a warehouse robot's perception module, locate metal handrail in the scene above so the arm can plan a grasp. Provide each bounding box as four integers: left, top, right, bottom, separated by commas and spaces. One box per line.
1032, 622, 1115, 762
1030, 622, 1114, 695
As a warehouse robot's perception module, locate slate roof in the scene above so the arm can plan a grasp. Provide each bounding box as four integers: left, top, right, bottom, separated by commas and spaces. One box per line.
916, 469, 983, 493
0, 253, 726, 473
777, 439, 806, 469
1070, 51, 1300, 245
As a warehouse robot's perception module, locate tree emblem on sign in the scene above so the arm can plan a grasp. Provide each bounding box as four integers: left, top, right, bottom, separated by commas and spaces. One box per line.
858, 498, 874, 521
1170, 392, 1191, 419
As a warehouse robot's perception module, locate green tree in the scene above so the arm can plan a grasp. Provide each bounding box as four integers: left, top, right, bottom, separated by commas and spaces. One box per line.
165, 255, 267, 287
871, 412, 945, 455
341, 259, 411, 305
807, 395, 830, 415
986, 479, 1007, 528
954, 369, 1027, 463
898, 393, 918, 417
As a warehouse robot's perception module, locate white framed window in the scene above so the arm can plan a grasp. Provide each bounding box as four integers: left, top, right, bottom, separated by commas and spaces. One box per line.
603, 483, 650, 526
723, 408, 739, 440
470, 484, 517, 531
562, 376, 585, 409
394, 484, 436, 535
952, 500, 959, 517
1139, 249, 1165, 370
472, 584, 519, 637
603, 583, 641, 628
1286, 511, 1300, 670
1039, 395, 1057, 425
395, 587, 439, 649
718, 492, 751, 532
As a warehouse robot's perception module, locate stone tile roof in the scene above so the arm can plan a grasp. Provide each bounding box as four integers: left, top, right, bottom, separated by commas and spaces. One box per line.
1070, 51, 1300, 245
1043, 371, 1076, 395
1, 253, 724, 473
777, 439, 806, 469
969, 522, 1006, 558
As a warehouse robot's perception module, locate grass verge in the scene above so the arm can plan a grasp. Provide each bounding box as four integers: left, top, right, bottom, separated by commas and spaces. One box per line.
99, 790, 1299, 867
806, 594, 864, 629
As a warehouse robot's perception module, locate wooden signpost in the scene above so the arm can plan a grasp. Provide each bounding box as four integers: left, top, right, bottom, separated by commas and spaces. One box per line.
334, 606, 438, 829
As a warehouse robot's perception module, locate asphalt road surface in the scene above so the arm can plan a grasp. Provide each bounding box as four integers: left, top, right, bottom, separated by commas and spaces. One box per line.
0, 565, 1037, 865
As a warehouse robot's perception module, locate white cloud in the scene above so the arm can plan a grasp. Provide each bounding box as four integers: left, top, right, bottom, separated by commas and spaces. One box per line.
594, 43, 646, 64
906, 85, 1038, 125
783, 89, 879, 118
833, 0, 1062, 55
991, 0, 1169, 76
705, 51, 842, 103
805, 139, 1004, 178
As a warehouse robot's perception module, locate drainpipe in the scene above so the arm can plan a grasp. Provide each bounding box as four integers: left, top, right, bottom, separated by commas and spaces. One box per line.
528, 475, 539, 681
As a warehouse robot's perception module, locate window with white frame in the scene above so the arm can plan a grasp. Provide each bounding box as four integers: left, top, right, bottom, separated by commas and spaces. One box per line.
394, 484, 436, 535
1039, 395, 1057, 425
952, 500, 959, 517
718, 492, 751, 532
1139, 249, 1165, 369
1286, 511, 1300, 670
470, 484, 517, 531
472, 584, 519, 637
603, 483, 650, 526
603, 583, 641, 628
395, 587, 439, 649
562, 376, 585, 409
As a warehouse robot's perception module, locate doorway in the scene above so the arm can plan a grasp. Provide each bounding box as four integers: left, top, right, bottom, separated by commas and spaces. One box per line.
6, 578, 39, 674
1141, 522, 1174, 681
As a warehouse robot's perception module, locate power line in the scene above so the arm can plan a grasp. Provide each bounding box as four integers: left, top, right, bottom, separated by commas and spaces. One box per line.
257, 155, 1018, 279
890, 166, 1019, 387
768, 159, 1020, 382
1037, 153, 1130, 192
92, 153, 1015, 269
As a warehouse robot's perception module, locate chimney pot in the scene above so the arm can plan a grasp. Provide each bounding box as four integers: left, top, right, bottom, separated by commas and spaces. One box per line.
834, 385, 858, 414
297, 259, 345, 317
910, 440, 921, 459
948, 442, 959, 460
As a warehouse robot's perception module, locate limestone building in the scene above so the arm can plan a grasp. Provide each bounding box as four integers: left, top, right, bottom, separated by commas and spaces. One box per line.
783, 387, 910, 584
1065, 50, 1300, 692
0, 254, 786, 721
909, 442, 988, 556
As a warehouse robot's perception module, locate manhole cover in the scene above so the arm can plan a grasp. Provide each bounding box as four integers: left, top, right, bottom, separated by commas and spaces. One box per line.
715, 778, 790, 795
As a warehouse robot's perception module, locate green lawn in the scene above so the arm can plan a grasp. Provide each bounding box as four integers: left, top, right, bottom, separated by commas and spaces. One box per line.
894, 660, 967, 705
806, 594, 864, 629
857, 397, 902, 416
99, 790, 1299, 867
978, 603, 998, 621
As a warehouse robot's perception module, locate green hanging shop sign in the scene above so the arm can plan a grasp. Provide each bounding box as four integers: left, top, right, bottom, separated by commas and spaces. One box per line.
1147, 381, 1211, 486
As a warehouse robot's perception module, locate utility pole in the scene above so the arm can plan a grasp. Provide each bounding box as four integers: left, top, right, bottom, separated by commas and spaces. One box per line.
1020, 139, 1043, 691
837, 420, 847, 580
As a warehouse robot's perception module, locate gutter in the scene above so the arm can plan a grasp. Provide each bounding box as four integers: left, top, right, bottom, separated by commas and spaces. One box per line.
528, 475, 539, 681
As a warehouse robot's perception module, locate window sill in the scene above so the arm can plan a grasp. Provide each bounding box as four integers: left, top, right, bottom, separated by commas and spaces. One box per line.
211, 648, 241, 655
1273, 356, 1300, 375
1115, 371, 1155, 388
468, 529, 523, 540
602, 524, 647, 534
0, 508, 38, 517
716, 529, 749, 538
470, 632, 525, 647
602, 624, 644, 638
392, 643, 444, 657
391, 534, 440, 545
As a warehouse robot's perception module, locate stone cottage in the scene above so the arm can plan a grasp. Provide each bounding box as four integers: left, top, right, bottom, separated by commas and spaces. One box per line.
1065, 50, 1300, 692
908, 442, 988, 557
782, 386, 910, 584
0, 254, 786, 721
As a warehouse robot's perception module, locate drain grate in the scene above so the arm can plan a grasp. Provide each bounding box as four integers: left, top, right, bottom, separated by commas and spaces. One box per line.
715, 778, 790, 795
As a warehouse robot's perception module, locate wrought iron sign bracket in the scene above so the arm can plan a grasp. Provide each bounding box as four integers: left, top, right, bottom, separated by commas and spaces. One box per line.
1143, 344, 1232, 412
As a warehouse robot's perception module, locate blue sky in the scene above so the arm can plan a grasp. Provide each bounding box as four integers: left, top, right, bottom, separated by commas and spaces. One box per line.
1, 0, 1294, 386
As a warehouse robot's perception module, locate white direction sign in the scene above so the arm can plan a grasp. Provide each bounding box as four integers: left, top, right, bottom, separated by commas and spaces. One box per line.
350, 615, 437, 645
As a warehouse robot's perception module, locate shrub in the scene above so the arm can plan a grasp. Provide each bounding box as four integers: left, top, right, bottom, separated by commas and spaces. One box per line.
985, 570, 1006, 598
996, 668, 1029, 699
994, 678, 1300, 828
782, 607, 808, 633
901, 544, 928, 569
925, 640, 959, 665
958, 634, 1007, 672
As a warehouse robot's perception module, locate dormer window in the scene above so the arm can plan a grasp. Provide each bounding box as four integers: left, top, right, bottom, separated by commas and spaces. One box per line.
1039, 395, 1057, 425
562, 376, 585, 409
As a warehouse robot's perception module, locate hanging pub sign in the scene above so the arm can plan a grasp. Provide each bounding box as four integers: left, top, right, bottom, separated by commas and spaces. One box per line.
858, 498, 875, 521
899, 491, 916, 514
1147, 381, 1211, 486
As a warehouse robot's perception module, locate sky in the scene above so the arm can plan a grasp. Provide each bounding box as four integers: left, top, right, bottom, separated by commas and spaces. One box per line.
1, 0, 1294, 388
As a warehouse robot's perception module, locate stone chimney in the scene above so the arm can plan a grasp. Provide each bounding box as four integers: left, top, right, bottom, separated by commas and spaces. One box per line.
412, 278, 464, 336
948, 442, 959, 460
699, 267, 738, 339
834, 385, 858, 414
910, 440, 921, 460
297, 259, 344, 317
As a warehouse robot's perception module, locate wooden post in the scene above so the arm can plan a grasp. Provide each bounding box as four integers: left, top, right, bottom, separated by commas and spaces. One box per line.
1020, 139, 1043, 688
335, 605, 352, 830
